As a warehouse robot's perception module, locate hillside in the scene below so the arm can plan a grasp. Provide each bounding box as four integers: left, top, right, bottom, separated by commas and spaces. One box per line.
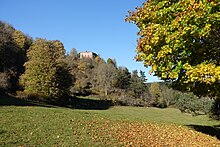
0, 96, 220, 146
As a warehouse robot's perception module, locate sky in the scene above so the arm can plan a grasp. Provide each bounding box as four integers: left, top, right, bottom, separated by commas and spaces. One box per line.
1, 0, 161, 82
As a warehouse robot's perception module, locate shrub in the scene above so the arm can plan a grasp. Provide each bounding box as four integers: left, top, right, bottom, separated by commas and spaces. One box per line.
116, 96, 146, 107
16, 90, 49, 101
148, 83, 176, 108
0, 72, 11, 94
175, 92, 213, 116
156, 97, 167, 108
209, 98, 220, 120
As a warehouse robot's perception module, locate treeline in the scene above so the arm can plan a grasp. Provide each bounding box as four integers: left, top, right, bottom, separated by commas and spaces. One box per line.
0, 21, 219, 119
65, 48, 148, 105
0, 21, 148, 104
0, 20, 163, 107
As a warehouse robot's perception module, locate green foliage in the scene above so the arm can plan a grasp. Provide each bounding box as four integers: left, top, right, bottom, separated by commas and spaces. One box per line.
129, 70, 147, 98
115, 67, 131, 90
20, 39, 71, 98
210, 98, 220, 120
114, 70, 149, 106
175, 92, 213, 116
116, 95, 148, 107
126, 0, 220, 96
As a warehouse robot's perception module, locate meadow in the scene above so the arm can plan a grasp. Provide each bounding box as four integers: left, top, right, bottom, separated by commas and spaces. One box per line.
0, 96, 220, 146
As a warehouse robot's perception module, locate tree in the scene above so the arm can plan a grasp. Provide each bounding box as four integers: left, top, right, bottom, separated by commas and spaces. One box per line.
139, 70, 147, 83
65, 48, 78, 75
94, 62, 117, 96
20, 38, 71, 98
95, 56, 105, 64
0, 21, 16, 92
129, 70, 147, 98
149, 82, 161, 105
160, 84, 175, 107
0, 72, 11, 94
126, 0, 220, 97
115, 67, 131, 90
12, 30, 32, 74
0, 21, 32, 93
107, 58, 117, 67
69, 48, 78, 60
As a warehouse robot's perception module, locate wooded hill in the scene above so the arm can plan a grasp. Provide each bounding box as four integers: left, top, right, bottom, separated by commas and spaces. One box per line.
0, 20, 219, 119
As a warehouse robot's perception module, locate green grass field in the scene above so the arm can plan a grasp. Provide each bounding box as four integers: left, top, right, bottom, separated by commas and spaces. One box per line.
0, 96, 220, 146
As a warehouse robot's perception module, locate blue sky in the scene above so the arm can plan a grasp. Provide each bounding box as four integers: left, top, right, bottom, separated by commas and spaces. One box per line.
1, 0, 161, 82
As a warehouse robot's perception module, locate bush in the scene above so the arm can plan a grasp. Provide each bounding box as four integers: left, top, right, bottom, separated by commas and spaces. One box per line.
16, 90, 49, 101
156, 97, 167, 108
209, 98, 220, 120
0, 72, 11, 94
148, 83, 176, 108
175, 92, 213, 116
116, 96, 146, 107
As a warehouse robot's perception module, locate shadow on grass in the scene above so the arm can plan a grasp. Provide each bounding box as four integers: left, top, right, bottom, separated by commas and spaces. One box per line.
187, 125, 220, 140
63, 97, 113, 110
0, 95, 57, 108
0, 95, 113, 110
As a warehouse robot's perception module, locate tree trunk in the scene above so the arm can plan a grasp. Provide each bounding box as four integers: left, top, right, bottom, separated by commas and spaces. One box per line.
105, 86, 108, 96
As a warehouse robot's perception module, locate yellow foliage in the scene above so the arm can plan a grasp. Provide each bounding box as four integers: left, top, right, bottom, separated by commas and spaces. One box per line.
12, 30, 26, 49
157, 45, 172, 59
169, 72, 178, 79
185, 63, 220, 84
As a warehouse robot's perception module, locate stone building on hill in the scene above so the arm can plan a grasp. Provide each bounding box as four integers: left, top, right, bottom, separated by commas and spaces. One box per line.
79, 51, 98, 59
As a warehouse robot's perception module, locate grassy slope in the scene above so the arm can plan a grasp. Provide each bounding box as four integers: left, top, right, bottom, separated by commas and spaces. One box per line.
0, 104, 220, 146
94, 106, 219, 126
0, 94, 220, 146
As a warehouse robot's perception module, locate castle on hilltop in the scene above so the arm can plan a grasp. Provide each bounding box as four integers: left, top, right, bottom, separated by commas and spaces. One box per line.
79, 51, 98, 59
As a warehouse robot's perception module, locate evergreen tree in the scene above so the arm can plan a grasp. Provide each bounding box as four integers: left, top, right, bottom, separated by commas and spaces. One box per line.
129, 70, 147, 98
115, 67, 131, 90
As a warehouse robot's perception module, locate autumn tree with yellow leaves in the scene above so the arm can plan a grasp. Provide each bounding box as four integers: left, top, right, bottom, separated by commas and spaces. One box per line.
20, 39, 72, 98
126, 0, 220, 97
